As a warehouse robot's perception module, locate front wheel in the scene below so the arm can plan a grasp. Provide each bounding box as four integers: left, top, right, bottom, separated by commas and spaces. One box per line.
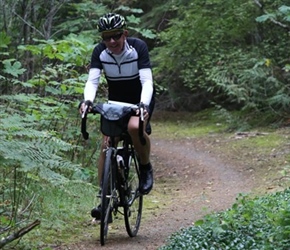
100, 148, 114, 246
124, 150, 143, 237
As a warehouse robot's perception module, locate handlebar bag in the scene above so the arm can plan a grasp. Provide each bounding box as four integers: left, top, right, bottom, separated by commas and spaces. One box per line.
94, 103, 132, 136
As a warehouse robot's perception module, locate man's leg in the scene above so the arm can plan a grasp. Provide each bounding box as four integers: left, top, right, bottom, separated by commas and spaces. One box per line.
128, 116, 153, 194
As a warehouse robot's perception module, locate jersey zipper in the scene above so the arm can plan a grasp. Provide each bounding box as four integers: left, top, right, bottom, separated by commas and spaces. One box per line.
108, 53, 121, 74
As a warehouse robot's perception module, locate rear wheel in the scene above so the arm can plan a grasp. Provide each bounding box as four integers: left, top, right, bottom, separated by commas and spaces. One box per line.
100, 148, 114, 246
124, 150, 143, 237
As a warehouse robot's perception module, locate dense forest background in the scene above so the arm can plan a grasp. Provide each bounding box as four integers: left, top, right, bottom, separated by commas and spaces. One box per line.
1, 0, 290, 248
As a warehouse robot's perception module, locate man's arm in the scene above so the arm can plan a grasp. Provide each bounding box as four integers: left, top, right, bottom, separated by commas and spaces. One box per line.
139, 68, 153, 106
84, 68, 102, 102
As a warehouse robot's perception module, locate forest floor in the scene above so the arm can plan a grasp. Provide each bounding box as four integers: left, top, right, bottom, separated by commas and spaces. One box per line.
53, 123, 286, 250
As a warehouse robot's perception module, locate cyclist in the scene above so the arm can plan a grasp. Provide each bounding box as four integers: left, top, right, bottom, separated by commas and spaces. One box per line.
79, 13, 155, 220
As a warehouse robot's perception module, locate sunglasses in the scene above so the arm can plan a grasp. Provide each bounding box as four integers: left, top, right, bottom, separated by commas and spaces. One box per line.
102, 32, 123, 42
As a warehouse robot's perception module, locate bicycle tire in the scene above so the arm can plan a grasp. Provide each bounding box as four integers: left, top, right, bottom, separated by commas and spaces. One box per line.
100, 147, 114, 246
124, 149, 143, 237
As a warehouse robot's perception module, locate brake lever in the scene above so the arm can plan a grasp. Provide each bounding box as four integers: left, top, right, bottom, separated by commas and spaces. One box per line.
81, 104, 88, 119
140, 105, 144, 122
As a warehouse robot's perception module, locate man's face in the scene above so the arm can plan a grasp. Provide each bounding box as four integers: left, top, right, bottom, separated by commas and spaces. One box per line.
102, 30, 126, 55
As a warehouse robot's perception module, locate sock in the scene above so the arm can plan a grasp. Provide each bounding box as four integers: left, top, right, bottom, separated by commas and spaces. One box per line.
140, 162, 152, 170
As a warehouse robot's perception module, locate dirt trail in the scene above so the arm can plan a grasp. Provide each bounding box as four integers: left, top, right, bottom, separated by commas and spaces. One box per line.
63, 136, 256, 250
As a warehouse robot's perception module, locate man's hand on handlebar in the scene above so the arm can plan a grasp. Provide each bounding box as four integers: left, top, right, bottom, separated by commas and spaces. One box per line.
78, 100, 93, 117
136, 103, 150, 121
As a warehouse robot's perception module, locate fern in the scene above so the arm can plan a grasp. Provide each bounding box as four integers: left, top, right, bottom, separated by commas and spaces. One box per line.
0, 107, 80, 184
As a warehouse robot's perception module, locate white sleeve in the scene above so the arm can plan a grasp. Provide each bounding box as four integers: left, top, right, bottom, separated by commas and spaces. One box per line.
139, 68, 153, 106
84, 68, 101, 102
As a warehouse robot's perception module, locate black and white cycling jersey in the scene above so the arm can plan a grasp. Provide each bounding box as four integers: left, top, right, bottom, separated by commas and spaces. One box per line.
84, 37, 154, 106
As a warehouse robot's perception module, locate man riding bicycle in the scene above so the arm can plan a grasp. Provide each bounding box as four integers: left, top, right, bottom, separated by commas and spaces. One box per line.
79, 13, 155, 220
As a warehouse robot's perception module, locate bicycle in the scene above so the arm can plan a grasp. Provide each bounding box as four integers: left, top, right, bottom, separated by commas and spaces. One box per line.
81, 100, 146, 246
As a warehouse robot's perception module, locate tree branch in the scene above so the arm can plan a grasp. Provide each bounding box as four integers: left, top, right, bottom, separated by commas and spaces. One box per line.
0, 220, 41, 248
253, 0, 263, 9
12, 10, 45, 38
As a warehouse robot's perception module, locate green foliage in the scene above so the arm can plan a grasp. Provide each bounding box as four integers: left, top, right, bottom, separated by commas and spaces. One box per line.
160, 189, 290, 250
55, 1, 108, 37
56, 2, 156, 40
0, 94, 90, 248
0, 103, 79, 184
152, 0, 259, 109
0, 32, 26, 92
0, 31, 11, 49
207, 52, 290, 116
0, 30, 98, 249
18, 34, 95, 67
124, 13, 156, 39
2, 59, 26, 77
0, 181, 97, 249
256, 5, 290, 23
152, 1, 290, 120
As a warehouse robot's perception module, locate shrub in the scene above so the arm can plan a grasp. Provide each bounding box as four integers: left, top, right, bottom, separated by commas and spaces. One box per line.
160, 189, 290, 250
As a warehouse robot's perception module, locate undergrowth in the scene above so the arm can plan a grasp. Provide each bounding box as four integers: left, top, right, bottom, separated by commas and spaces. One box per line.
2, 182, 97, 250
160, 189, 290, 250
2, 106, 289, 249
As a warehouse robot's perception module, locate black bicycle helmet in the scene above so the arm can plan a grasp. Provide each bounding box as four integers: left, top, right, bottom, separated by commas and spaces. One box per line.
98, 13, 126, 32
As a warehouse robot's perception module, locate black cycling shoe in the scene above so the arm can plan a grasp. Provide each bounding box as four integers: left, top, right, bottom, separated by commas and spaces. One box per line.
91, 205, 101, 220
91, 205, 113, 223
139, 163, 153, 195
